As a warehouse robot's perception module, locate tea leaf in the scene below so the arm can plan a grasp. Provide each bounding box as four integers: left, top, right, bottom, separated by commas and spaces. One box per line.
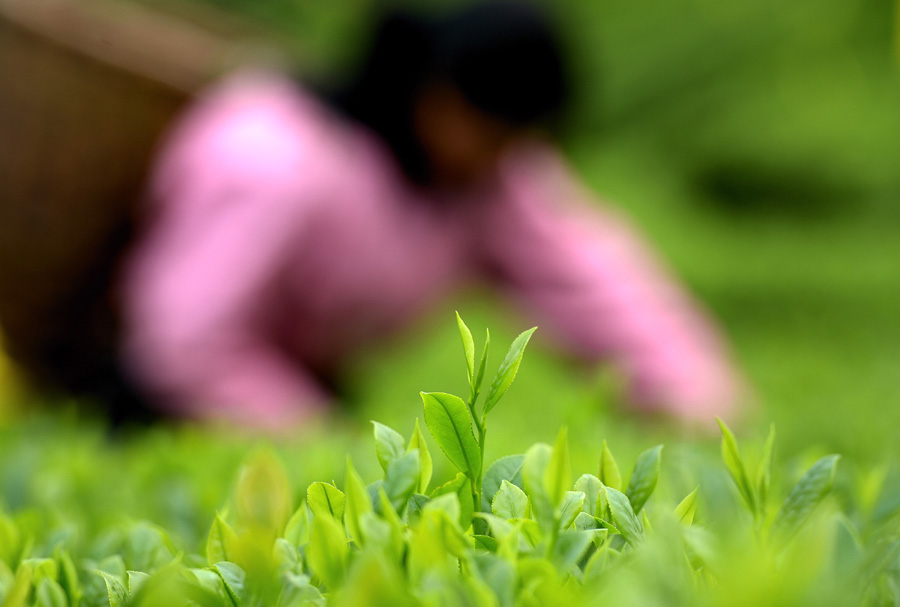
574, 474, 603, 518
483, 327, 537, 415
756, 424, 776, 511
372, 421, 406, 473
604, 486, 644, 545
552, 531, 594, 571
626, 445, 663, 513
599, 440, 622, 490
557, 491, 586, 530
772, 454, 840, 541
35, 578, 68, 607
716, 417, 756, 515
492, 480, 529, 520
307, 514, 349, 589
235, 450, 293, 532
422, 392, 481, 478
284, 502, 310, 547
523, 443, 554, 531
384, 449, 421, 514
211, 562, 245, 606
307, 482, 346, 521
4, 566, 32, 607
127, 571, 150, 595
344, 457, 372, 545
546, 427, 572, 507
407, 418, 433, 494
206, 512, 237, 565
482, 454, 525, 512
96, 571, 128, 607
432, 472, 474, 530
674, 487, 700, 525
456, 311, 476, 387
474, 329, 491, 396
54, 548, 81, 607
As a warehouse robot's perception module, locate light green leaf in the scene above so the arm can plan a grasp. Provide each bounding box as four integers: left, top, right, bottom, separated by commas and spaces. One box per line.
625, 444, 663, 514
206, 512, 237, 565
344, 457, 373, 545
307, 482, 346, 521
599, 440, 622, 490
456, 311, 476, 386
674, 487, 700, 525
95, 571, 128, 607
307, 515, 348, 589
546, 427, 572, 508
284, 502, 310, 547
235, 449, 292, 532
552, 531, 594, 571
422, 392, 481, 478
406, 494, 430, 526
431, 472, 474, 530
384, 450, 421, 514
483, 327, 537, 415
211, 562, 245, 606
407, 418, 433, 494
35, 578, 67, 607
481, 454, 525, 512
273, 537, 300, 572
372, 421, 406, 473
126, 571, 150, 596
756, 424, 776, 511
716, 417, 756, 515
3, 567, 32, 607
604, 486, 644, 545
474, 329, 491, 396
522, 443, 554, 531
54, 548, 81, 607
424, 492, 461, 524
772, 454, 840, 540
574, 474, 603, 518
376, 488, 405, 560
492, 480, 529, 520
557, 491, 586, 530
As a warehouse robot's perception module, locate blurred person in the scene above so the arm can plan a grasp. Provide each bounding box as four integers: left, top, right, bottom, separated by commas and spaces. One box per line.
120, 1, 742, 430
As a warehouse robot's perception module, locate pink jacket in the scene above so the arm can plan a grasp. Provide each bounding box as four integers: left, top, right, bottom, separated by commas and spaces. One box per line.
122, 70, 740, 428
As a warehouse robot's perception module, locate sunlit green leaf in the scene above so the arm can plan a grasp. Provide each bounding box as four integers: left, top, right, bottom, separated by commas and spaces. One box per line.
456, 311, 476, 387
307, 482, 346, 521
422, 392, 481, 478
625, 444, 662, 513
483, 327, 537, 415
372, 421, 406, 473
772, 454, 840, 541
492, 480, 529, 520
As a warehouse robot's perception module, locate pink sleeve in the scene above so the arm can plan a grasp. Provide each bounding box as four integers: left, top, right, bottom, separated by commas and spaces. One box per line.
482, 145, 742, 421
122, 75, 331, 429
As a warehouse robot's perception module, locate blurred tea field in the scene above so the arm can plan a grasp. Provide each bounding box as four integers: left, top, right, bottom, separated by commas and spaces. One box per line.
1, 0, 899, 578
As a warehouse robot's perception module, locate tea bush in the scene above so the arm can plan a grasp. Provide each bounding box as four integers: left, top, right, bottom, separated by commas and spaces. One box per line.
1, 316, 899, 606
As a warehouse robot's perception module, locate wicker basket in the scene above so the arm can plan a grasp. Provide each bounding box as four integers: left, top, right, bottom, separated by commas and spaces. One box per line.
0, 0, 254, 392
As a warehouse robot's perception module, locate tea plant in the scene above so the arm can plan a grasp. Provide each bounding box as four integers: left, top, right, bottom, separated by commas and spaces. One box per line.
0, 315, 898, 606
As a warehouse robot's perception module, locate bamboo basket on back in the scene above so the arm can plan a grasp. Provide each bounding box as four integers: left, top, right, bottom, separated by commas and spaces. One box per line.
0, 0, 262, 399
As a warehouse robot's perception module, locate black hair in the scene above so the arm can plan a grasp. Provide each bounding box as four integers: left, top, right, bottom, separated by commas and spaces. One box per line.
329, 1, 568, 183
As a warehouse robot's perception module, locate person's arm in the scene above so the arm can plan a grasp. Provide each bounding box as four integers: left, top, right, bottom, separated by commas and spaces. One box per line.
121, 74, 333, 429
481, 143, 743, 422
